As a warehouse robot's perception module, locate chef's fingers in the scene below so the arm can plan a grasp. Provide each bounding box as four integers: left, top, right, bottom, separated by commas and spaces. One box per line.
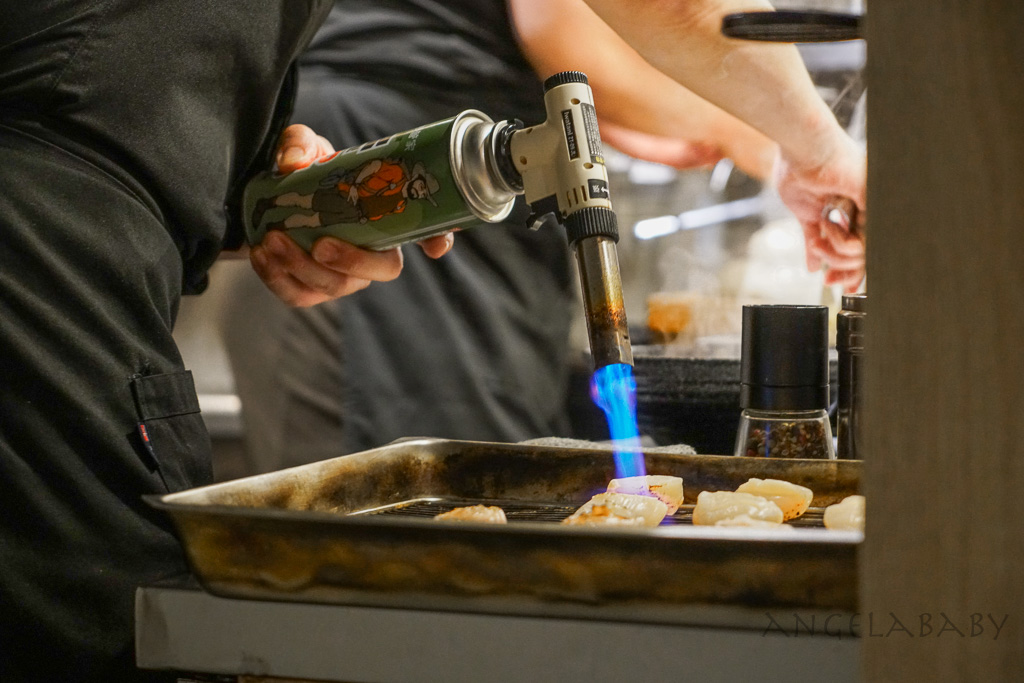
310, 235, 404, 282
250, 240, 340, 307
250, 234, 351, 306
417, 232, 455, 259
820, 219, 866, 258
251, 232, 399, 307
275, 124, 336, 174
255, 268, 373, 307
823, 267, 865, 293
808, 242, 865, 270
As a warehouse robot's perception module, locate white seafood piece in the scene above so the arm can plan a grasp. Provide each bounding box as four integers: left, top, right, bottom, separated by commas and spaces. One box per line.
714, 515, 797, 530
434, 505, 507, 524
562, 492, 669, 527
735, 477, 813, 521
607, 475, 685, 514
692, 491, 784, 526
823, 495, 866, 532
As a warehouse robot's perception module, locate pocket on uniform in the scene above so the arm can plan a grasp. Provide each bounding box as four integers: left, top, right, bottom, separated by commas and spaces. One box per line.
130, 370, 213, 493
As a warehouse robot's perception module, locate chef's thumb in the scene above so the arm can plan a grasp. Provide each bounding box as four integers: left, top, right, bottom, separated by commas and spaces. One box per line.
275, 124, 321, 174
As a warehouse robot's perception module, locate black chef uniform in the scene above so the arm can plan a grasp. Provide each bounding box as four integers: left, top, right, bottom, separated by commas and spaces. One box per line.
0, 1, 330, 680
220, 0, 577, 471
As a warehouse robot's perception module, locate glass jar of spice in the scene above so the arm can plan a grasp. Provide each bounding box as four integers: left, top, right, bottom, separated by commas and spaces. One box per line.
734, 304, 836, 459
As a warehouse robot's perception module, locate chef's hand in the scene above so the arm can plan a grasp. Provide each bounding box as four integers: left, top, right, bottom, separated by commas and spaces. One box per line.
775, 137, 867, 292
249, 124, 455, 307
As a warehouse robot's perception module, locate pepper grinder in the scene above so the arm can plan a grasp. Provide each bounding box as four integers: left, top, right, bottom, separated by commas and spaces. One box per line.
734, 304, 836, 459
836, 293, 866, 460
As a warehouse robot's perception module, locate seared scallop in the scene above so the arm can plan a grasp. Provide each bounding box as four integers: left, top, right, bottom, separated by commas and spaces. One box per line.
607, 475, 684, 514
692, 491, 784, 526
823, 495, 865, 531
735, 478, 813, 521
714, 514, 797, 530
562, 492, 669, 527
434, 505, 507, 524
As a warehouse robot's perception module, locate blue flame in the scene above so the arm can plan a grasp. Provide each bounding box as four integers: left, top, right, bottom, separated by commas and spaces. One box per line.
591, 363, 646, 479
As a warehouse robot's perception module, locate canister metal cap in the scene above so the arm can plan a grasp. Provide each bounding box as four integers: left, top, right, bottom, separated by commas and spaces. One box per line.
740, 304, 830, 410
450, 111, 517, 223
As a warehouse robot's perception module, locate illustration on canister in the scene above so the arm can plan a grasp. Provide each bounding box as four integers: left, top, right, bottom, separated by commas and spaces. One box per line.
250, 157, 440, 232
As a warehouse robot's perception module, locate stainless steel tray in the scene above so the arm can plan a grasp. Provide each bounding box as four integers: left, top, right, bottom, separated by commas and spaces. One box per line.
150, 438, 861, 624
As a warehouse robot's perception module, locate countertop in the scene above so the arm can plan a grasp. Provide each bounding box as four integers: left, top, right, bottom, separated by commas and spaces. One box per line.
136, 581, 859, 683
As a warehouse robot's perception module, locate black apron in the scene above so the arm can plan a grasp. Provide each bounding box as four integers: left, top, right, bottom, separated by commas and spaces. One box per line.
0, 1, 330, 679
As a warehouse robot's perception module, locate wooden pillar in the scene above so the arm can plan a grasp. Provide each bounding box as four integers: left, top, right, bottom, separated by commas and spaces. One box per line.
863, 2, 1024, 679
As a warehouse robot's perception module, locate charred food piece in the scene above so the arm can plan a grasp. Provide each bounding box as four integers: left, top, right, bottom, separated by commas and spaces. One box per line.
562, 492, 669, 527
606, 475, 684, 514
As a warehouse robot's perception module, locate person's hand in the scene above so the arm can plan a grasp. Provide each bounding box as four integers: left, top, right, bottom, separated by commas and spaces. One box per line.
775, 138, 867, 292
249, 124, 454, 307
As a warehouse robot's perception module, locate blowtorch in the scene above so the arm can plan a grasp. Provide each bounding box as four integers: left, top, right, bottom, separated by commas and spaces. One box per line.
244, 70, 632, 371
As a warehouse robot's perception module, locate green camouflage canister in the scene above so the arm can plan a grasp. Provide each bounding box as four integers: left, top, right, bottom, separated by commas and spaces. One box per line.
244, 110, 520, 251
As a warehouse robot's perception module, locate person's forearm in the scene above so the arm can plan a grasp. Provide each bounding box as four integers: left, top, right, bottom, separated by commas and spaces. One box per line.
581, 0, 845, 169
510, 0, 776, 176
600, 70, 778, 177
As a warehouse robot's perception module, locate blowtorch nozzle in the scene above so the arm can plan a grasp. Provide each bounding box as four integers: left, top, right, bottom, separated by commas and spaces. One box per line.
505, 71, 633, 371
568, 211, 633, 370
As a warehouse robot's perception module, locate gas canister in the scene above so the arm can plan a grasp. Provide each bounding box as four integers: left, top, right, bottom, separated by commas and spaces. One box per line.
244, 110, 521, 252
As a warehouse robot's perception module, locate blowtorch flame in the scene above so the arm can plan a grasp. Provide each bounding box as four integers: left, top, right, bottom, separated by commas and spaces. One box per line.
591, 363, 646, 479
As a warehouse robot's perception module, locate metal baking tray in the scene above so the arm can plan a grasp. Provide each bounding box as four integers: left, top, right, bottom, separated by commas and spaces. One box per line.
149, 438, 861, 624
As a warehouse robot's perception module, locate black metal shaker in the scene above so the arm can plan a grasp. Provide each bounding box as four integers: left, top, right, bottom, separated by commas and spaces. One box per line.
836, 293, 866, 459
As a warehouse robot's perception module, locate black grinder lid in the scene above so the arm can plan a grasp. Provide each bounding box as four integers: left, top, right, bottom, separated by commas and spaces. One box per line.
837, 293, 867, 350
740, 304, 830, 410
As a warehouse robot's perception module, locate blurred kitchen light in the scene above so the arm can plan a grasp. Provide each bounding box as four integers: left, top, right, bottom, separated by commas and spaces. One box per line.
634, 215, 680, 240
626, 159, 677, 185
708, 158, 735, 193
764, 223, 800, 251
633, 195, 766, 240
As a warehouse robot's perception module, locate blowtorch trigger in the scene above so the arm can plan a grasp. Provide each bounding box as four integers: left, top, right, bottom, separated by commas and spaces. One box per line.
526, 194, 561, 231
